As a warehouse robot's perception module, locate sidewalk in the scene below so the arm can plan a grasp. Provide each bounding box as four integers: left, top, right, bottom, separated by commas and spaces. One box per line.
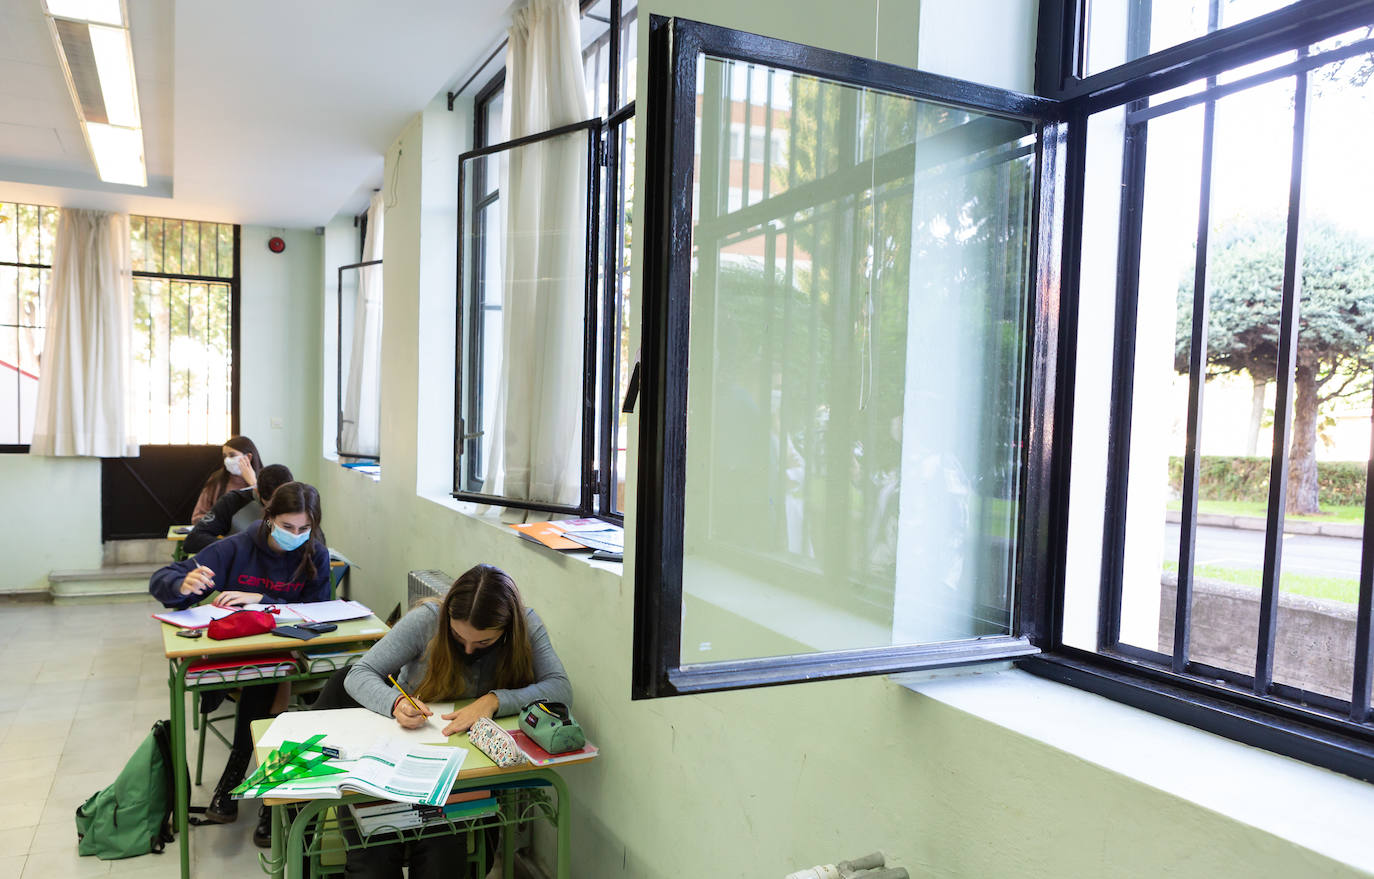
1165, 509, 1364, 539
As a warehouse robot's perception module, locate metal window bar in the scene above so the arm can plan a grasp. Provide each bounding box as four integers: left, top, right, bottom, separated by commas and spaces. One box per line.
452, 118, 604, 516
130, 217, 239, 445
0, 201, 54, 449
595, 0, 625, 521
1170, 77, 1217, 676
463, 77, 505, 492
1076, 2, 1374, 745
1254, 63, 1309, 695
336, 259, 383, 461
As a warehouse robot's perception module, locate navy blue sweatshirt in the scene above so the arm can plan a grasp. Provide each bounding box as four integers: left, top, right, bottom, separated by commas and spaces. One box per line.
149, 527, 331, 610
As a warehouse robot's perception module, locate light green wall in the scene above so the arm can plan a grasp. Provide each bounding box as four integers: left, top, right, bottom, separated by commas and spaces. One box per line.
239, 225, 324, 485
0, 455, 102, 590
302, 3, 1371, 877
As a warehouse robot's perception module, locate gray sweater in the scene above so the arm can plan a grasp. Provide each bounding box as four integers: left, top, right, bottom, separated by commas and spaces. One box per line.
344, 601, 572, 718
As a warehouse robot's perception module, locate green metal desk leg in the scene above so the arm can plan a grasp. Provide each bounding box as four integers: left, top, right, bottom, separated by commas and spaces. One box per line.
169, 659, 191, 879
524, 769, 572, 878
269, 803, 286, 879
503, 810, 516, 879
286, 799, 332, 879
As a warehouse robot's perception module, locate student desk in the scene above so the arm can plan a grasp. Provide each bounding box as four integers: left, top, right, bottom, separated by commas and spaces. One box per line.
250, 710, 595, 879
162, 616, 390, 879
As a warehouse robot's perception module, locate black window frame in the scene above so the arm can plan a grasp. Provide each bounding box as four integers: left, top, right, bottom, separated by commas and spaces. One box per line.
0, 201, 57, 452
1023, 0, 1374, 783
2, 210, 240, 451
128, 216, 241, 445
335, 257, 383, 463
631, 15, 1063, 699
452, 0, 637, 522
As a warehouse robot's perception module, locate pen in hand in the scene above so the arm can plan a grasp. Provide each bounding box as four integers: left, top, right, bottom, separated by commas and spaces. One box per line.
180, 564, 215, 596
388, 675, 431, 728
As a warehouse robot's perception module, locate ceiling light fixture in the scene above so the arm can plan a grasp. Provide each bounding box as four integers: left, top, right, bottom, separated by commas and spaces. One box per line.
41, 0, 147, 187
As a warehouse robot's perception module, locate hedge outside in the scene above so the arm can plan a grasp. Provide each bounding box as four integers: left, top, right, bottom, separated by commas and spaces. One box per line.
1166, 456, 1368, 507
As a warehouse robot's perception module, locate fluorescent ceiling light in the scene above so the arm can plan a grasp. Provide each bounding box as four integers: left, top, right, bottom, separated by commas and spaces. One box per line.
42, 0, 123, 26
86, 122, 146, 186
43, 0, 147, 187
88, 24, 139, 127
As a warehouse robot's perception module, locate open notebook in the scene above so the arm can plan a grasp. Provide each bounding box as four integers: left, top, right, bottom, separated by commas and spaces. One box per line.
154, 599, 372, 629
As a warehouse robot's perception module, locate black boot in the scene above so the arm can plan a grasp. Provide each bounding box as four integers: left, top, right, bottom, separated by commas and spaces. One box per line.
252, 804, 273, 848
203, 747, 250, 823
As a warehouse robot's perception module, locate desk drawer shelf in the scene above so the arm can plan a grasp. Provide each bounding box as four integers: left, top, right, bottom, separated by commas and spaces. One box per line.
259, 786, 554, 878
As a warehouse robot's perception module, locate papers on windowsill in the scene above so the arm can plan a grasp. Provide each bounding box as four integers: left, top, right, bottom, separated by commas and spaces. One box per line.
154, 598, 372, 629
508, 518, 624, 553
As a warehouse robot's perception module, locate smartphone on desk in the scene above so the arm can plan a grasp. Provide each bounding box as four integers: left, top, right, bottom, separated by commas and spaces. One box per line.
175, 628, 202, 639
270, 625, 318, 640
299, 622, 337, 633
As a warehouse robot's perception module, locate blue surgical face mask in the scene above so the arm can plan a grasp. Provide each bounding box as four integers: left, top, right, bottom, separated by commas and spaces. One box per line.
272, 524, 310, 552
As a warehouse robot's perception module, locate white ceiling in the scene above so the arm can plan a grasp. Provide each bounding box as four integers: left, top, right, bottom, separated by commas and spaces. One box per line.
0, 0, 509, 227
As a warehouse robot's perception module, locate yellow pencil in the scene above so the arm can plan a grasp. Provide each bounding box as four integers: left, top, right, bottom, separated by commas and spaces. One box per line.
388, 675, 427, 716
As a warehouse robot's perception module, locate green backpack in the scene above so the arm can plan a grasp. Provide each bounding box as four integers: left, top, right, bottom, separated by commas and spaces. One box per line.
74, 719, 178, 859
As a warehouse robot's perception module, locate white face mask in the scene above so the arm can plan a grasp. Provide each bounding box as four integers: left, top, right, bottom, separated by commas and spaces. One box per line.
224, 455, 243, 477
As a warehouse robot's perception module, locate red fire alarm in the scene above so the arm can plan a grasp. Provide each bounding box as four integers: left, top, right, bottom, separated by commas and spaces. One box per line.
268, 236, 286, 253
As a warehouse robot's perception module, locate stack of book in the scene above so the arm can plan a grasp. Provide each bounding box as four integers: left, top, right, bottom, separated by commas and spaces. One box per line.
349, 791, 497, 839
185, 654, 299, 685
298, 643, 372, 673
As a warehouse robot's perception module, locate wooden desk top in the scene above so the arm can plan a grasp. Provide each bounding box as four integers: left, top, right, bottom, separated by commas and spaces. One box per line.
161, 614, 389, 659
250, 708, 596, 805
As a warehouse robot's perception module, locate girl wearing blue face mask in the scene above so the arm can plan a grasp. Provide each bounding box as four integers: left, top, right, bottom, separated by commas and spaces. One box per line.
148, 481, 330, 832
150, 481, 330, 610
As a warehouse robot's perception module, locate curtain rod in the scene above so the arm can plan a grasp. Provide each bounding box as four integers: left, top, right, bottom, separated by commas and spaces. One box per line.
448, 0, 606, 110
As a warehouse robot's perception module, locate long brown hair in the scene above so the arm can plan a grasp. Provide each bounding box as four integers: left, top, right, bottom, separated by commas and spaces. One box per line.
257, 481, 324, 582
200, 435, 263, 503
413, 564, 535, 703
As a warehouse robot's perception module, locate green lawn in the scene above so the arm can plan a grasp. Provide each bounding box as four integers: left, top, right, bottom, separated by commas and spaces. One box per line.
1162, 560, 1359, 604
1166, 498, 1365, 524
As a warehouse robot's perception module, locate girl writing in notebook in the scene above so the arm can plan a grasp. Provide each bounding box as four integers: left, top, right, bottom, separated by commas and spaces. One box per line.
335, 563, 572, 878
149, 481, 330, 835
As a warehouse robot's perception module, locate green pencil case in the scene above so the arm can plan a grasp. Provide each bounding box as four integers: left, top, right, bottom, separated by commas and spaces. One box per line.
517, 700, 585, 755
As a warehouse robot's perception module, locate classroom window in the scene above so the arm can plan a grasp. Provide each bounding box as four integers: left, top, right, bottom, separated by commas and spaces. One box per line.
129, 216, 239, 445
632, 18, 1057, 697
335, 198, 384, 466
1028, 0, 1374, 781
0, 202, 57, 449
454, 0, 637, 518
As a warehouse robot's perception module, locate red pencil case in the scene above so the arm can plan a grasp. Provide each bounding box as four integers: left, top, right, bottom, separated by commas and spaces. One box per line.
207, 609, 276, 640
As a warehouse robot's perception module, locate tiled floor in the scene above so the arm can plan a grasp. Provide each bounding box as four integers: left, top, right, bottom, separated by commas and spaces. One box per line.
0, 597, 268, 879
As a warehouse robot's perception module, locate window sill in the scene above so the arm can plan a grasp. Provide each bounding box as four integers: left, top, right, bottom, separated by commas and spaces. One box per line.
418, 491, 624, 576
896, 665, 1374, 872
337, 461, 380, 482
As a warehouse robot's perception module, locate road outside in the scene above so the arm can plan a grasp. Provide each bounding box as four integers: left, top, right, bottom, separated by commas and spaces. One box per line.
1163, 522, 1363, 580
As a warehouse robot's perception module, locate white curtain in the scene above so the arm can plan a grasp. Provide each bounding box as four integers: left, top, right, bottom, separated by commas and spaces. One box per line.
340, 191, 384, 458
485, 0, 590, 507
29, 209, 137, 457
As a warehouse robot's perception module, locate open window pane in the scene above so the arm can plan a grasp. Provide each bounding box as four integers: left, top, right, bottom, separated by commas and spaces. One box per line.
455, 122, 599, 514
636, 19, 1054, 697
681, 55, 1035, 665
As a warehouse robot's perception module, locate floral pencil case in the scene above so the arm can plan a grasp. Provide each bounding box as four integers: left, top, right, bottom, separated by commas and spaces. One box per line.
468, 717, 527, 767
